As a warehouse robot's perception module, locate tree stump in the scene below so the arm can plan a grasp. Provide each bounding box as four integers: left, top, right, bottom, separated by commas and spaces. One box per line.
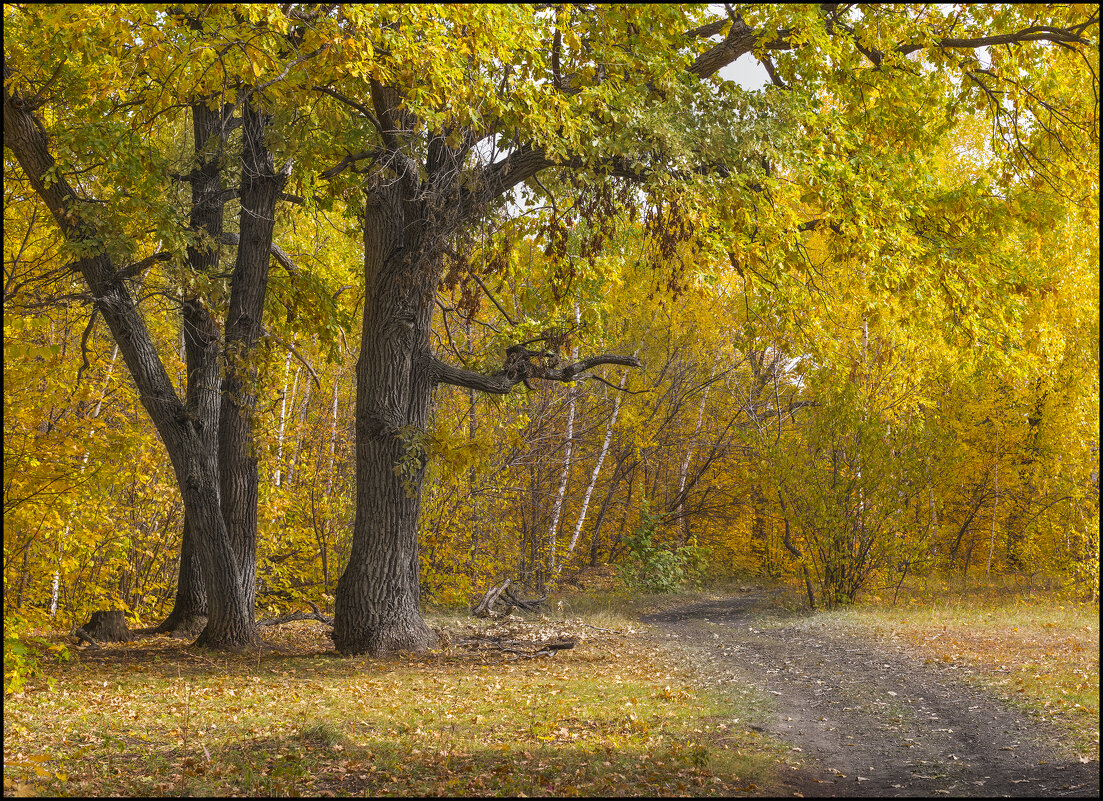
80, 610, 133, 642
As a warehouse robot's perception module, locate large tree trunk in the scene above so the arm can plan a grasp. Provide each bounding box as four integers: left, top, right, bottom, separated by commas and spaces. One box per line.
155, 101, 229, 635
332, 184, 438, 655
154, 516, 208, 637
329, 82, 640, 655
199, 95, 287, 648
4, 75, 258, 651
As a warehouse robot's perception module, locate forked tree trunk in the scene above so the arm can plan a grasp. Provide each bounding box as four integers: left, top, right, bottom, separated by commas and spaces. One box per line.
330, 109, 640, 655
4, 78, 259, 651
199, 95, 288, 649
152, 102, 227, 636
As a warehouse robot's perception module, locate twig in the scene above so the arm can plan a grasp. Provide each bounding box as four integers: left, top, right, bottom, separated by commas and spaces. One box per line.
573, 621, 626, 635
72, 626, 102, 648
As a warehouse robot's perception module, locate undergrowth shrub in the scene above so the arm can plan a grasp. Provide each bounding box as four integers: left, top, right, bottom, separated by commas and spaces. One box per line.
4, 611, 69, 695
619, 502, 711, 593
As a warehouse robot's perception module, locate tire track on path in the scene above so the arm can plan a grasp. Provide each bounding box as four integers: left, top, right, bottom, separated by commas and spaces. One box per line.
643, 594, 1098, 797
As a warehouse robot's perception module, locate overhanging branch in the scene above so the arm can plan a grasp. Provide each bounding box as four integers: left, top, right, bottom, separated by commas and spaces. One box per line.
429, 347, 642, 394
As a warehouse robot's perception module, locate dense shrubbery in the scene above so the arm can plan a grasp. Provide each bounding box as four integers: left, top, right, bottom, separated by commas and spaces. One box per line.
619, 503, 711, 594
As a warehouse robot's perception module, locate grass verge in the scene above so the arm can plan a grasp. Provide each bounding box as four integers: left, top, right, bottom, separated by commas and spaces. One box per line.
3, 611, 781, 797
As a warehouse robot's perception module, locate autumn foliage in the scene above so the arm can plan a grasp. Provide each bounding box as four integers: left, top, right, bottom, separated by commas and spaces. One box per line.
3, 4, 1099, 660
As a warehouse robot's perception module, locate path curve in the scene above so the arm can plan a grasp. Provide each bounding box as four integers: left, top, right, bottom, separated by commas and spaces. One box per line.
643, 594, 1098, 797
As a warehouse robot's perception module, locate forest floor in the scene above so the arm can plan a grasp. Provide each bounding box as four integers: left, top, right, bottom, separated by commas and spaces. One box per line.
640, 585, 1099, 797
3, 581, 1098, 797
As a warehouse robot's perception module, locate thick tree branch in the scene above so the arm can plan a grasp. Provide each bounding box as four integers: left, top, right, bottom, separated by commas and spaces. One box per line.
320, 149, 382, 179
429, 347, 642, 394
688, 15, 793, 79
471, 146, 651, 208
898, 25, 1095, 56
118, 250, 173, 280
689, 10, 1094, 86
684, 19, 731, 40
761, 55, 790, 89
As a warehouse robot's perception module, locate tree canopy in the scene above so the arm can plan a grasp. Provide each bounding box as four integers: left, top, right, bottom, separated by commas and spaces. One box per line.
4, 4, 1098, 654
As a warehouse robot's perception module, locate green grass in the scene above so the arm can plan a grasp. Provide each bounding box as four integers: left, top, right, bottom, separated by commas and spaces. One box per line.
3, 611, 782, 797
10, 574, 1088, 795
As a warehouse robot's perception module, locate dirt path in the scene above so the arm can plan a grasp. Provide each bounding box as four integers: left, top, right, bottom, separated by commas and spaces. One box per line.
642, 593, 1099, 797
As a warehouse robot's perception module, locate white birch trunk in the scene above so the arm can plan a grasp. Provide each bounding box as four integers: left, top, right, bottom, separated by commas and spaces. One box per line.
274, 350, 294, 487
676, 366, 715, 544
546, 304, 580, 576
285, 372, 310, 488
325, 374, 341, 494
558, 366, 629, 573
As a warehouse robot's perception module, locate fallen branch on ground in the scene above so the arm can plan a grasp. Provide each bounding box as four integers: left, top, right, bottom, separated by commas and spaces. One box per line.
453, 632, 577, 659
257, 601, 333, 627
472, 579, 512, 618
503, 586, 547, 613
499, 640, 576, 660
72, 626, 102, 648
472, 578, 547, 618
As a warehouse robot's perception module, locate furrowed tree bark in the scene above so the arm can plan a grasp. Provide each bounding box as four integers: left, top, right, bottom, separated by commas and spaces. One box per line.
155, 521, 207, 637
200, 94, 289, 649
332, 181, 439, 656
4, 71, 254, 650
157, 298, 219, 636
156, 101, 232, 637
331, 166, 644, 654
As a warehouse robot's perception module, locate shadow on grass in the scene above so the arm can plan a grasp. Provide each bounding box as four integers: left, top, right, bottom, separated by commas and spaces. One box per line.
178, 722, 768, 797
